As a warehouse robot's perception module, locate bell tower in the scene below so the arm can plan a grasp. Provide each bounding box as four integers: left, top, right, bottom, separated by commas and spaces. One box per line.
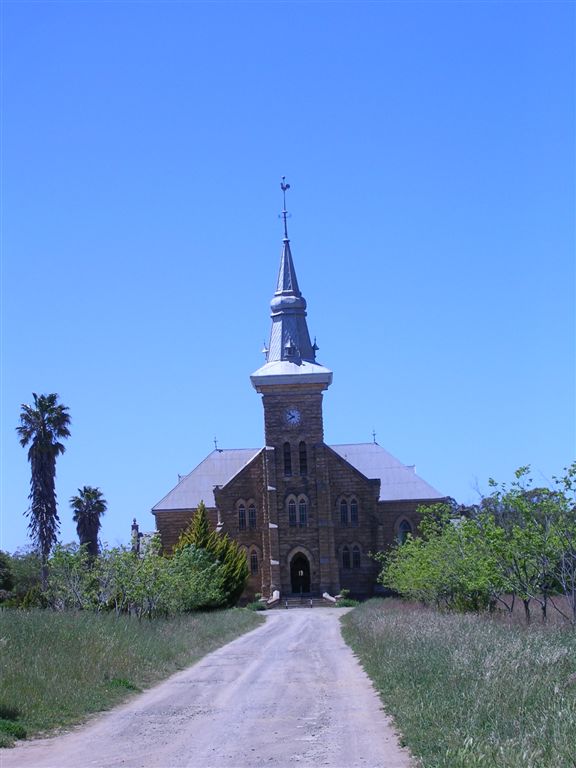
250, 180, 339, 597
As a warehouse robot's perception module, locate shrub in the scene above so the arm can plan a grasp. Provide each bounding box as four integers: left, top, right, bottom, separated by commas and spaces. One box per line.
337, 598, 359, 607
247, 601, 267, 611
174, 501, 248, 606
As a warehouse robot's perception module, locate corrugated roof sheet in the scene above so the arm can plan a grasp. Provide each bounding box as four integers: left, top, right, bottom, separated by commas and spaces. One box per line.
152, 449, 261, 511
331, 443, 444, 501
153, 442, 443, 513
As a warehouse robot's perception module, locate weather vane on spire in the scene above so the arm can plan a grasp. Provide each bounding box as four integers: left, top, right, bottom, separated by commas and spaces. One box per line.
280, 176, 291, 240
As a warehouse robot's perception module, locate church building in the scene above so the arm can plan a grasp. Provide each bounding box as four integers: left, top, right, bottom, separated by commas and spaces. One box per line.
152, 184, 445, 599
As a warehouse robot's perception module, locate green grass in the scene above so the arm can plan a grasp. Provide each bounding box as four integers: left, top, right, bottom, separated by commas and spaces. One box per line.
341, 599, 576, 768
0, 608, 263, 746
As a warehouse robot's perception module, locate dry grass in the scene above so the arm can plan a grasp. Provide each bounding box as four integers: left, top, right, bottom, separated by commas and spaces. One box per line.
341, 599, 576, 768
0, 608, 263, 746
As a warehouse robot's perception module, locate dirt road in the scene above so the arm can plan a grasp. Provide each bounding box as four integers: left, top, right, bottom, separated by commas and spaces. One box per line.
2, 608, 412, 768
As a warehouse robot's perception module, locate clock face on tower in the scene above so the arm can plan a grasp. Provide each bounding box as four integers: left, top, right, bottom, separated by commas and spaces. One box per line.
284, 407, 301, 427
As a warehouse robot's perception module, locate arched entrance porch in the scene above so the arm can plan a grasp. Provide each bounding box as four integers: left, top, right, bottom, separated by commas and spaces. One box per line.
290, 553, 311, 594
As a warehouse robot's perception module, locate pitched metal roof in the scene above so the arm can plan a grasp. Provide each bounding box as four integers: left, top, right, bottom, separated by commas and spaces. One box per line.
152, 442, 443, 513
265, 237, 317, 365
276, 238, 301, 296
331, 443, 444, 502
152, 449, 261, 511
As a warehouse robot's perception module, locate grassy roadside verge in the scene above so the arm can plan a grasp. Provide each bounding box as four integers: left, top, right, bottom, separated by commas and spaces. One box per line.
0, 608, 263, 747
341, 599, 576, 768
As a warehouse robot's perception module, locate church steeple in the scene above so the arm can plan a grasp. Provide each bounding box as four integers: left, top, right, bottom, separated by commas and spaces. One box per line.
266, 179, 317, 365
251, 180, 332, 389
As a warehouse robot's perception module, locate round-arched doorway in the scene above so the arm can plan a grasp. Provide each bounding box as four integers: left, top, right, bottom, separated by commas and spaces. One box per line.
290, 553, 311, 594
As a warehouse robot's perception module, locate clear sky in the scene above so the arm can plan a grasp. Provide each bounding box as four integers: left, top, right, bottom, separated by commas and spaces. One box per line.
1, 0, 574, 554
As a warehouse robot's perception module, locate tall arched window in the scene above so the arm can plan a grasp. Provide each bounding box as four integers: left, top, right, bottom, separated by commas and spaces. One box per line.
250, 551, 259, 575
299, 498, 308, 527
283, 442, 292, 476
352, 546, 361, 569
340, 500, 348, 527
398, 520, 412, 544
248, 504, 257, 530
288, 499, 297, 527
299, 441, 308, 475
350, 499, 358, 527
342, 546, 351, 570
238, 504, 246, 531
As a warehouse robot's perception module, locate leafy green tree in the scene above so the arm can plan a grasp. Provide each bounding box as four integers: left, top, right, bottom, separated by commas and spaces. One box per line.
379, 466, 576, 625
0, 551, 14, 593
5, 548, 42, 604
169, 545, 225, 611
16, 393, 71, 587
378, 504, 506, 611
178, 501, 212, 550
552, 463, 576, 623
175, 501, 248, 606
48, 543, 97, 610
485, 468, 564, 622
70, 486, 107, 558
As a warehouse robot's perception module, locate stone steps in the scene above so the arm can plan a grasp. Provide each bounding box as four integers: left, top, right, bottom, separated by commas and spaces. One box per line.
281, 596, 335, 608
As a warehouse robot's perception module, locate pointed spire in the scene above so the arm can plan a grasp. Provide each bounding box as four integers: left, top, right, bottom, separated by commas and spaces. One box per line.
275, 239, 301, 296
250, 180, 332, 392
265, 178, 316, 364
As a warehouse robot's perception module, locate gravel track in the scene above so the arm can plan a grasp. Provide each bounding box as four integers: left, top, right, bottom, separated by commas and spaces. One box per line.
2, 608, 412, 768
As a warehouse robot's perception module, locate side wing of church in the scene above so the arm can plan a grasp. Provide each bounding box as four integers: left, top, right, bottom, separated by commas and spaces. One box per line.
152, 188, 445, 599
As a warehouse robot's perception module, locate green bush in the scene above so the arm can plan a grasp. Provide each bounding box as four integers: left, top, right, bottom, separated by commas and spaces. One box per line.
247, 600, 267, 611
377, 464, 576, 624
174, 501, 248, 606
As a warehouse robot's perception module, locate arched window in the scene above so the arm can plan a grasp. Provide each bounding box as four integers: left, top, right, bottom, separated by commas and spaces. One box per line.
238, 504, 246, 531
288, 499, 297, 527
340, 500, 348, 527
342, 546, 351, 570
398, 519, 413, 544
283, 442, 292, 476
250, 551, 259, 576
299, 441, 308, 475
352, 546, 361, 569
299, 498, 308, 527
350, 499, 358, 527
248, 504, 257, 530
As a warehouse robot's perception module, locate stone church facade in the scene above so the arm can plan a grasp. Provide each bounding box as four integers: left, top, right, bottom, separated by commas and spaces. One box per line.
152, 192, 445, 599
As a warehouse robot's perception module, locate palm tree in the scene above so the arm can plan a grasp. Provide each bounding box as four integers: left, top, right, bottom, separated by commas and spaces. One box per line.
70, 486, 107, 558
16, 393, 71, 587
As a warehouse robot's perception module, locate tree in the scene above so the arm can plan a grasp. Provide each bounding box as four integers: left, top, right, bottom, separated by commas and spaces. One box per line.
175, 501, 248, 606
70, 486, 107, 558
16, 393, 71, 587
0, 551, 14, 592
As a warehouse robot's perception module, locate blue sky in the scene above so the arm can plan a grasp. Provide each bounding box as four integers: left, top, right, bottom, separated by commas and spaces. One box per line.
1, 1, 574, 554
